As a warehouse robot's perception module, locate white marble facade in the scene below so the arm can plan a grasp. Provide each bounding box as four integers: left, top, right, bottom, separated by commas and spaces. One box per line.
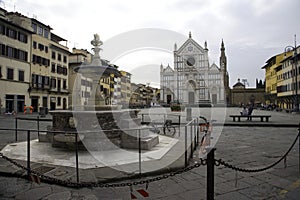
160, 32, 228, 106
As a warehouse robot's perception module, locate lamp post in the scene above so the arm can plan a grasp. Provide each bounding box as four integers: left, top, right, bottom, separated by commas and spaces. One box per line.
241, 78, 248, 106
284, 35, 299, 113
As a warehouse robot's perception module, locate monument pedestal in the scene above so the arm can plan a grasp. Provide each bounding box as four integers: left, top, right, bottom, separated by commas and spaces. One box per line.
120, 118, 159, 150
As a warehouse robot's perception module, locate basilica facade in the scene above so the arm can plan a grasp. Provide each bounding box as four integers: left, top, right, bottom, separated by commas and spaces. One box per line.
160, 32, 229, 106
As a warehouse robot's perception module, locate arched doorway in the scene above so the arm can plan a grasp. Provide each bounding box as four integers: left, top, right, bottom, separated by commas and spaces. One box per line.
210, 87, 217, 105
187, 80, 196, 106
188, 92, 195, 105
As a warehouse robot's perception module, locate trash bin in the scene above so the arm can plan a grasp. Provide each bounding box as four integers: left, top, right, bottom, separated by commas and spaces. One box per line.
39, 107, 46, 117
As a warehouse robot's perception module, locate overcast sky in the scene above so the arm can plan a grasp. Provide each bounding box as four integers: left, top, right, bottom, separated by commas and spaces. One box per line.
2, 0, 300, 87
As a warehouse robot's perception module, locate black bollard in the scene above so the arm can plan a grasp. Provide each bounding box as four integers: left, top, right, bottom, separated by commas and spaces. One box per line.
207, 148, 216, 200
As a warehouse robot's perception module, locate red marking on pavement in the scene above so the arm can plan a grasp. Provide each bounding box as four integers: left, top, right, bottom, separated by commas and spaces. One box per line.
137, 189, 149, 197
130, 189, 149, 199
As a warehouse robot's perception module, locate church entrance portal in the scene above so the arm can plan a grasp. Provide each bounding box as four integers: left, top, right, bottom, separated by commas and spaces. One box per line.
167, 95, 172, 104
188, 92, 195, 105
212, 94, 217, 105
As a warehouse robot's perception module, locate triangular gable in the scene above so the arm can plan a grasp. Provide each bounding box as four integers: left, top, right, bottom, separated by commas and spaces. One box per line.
209, 63, 220, 71
164, 65, 174, 73
177, 38, 205, 54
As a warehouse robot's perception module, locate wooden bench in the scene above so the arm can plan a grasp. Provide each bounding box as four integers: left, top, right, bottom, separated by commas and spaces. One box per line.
229, 115, 271, 122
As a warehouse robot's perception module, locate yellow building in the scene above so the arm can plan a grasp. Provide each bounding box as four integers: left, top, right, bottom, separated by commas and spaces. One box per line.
276, 47, 300, 110
262, 51, 292, 106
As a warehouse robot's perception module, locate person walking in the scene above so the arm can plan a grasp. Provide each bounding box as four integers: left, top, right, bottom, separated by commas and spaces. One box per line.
247, 104, 254, 120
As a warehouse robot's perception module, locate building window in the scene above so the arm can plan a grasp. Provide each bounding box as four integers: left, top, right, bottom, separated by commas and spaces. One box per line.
52, 51, 56, 59
57, 97, 61, 106
0, 24, 5, 35
7, 68, 14, 80
7, 28, 17, 39
18, 70, 24, 81
0, 66, 2, 78
6, 46, 13, 57
32, 23, 37, 33
18, 32, 27, 43
38, 43, 44, 51
44, 76, 49, 86
51, 63, 56, 73
33, 41, 37, 49
50, 78, 56, 88
44, 29, 49, 38
38, 26, 43, 35
45, 46, 48, 53
19, 50, 27, 61
63, 55, 67, 63
57, 53, 62, 61
63, 79, 67, 89
0, 43, 5, 55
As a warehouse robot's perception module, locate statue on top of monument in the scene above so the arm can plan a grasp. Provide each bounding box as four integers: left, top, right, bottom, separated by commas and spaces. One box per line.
91, 33, 103, 47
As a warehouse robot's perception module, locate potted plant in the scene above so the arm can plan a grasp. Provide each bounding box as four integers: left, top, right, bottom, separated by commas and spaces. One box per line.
170, 101, 185, 111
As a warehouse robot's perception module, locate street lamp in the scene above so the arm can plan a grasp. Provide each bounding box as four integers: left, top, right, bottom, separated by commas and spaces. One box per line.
241, 78, 248, 105
284, 35, 299, 113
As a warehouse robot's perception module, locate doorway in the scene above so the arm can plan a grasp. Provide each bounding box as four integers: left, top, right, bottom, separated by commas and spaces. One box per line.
212, 94, 217, 105
188, 92, 195, 105
167, 95, 172, 105
31, 97, 38, 112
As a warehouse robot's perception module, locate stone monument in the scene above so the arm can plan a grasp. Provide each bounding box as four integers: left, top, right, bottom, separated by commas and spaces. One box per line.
40, 34, 159, 151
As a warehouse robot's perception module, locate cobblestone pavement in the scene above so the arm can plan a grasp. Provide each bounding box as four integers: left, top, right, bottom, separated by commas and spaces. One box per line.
0, 108, 300, 199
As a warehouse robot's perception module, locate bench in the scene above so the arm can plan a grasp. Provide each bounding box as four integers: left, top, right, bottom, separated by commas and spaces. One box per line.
229, 115, 271, 122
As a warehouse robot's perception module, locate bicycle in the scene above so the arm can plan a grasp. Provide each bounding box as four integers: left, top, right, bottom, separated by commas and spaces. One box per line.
198, 116, 215, 153
163, 119, 176, 136
149, 119, 176, 137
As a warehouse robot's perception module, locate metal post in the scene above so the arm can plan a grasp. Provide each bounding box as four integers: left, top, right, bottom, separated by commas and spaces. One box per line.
75, 132, 79, 183
207, 148, 216, 200
27, 130, 30, 177
179, 115, 181, 137
194, 120, 197, 149
138, 129, 142, 176
294, 35, 298, 112
37, 116, 40, 138
298, 123, 300, 173
185, 126, 188, 167
190, 124, 193, 158
15, 117, 18, 142
196, 118, 199, 146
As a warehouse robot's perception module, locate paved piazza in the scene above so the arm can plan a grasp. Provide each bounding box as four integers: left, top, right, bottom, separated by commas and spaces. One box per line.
0, 107, 299, 199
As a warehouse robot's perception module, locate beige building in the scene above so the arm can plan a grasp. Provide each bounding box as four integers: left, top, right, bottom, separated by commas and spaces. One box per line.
230, 79, 265, 107
0, 8, 32, 113
114, 70, 131, 107
68, 48, 93, 107
1, 9, 70, 112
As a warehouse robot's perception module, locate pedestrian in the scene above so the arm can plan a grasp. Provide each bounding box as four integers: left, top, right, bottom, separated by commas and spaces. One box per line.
240, 106, 248, 116
24, 104, 27, 114
247, 104, 254, 120
29, 105, 33, 114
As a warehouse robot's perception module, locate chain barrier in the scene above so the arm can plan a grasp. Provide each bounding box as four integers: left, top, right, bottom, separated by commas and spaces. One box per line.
1, 125, 299, 188
214, 131, 300, 173
0, 152, 207, 188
